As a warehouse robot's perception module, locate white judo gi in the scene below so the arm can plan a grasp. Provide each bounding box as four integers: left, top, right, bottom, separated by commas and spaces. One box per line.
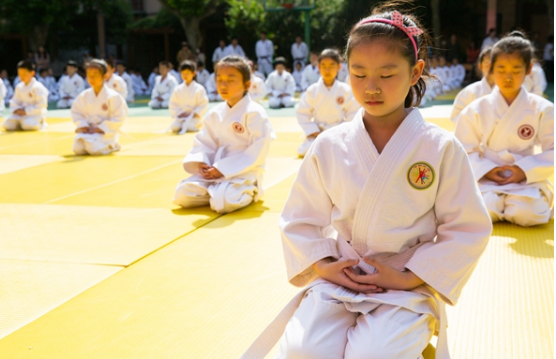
0, 79, 7, 114
240, 108, 492, 359
147, 72, 157, 94
173, 94, 275, 214
57, 74, 85, 109
196, 69, 210, 89
256, 39, 274, 76
119, 72, 135, 103
2, 78, 13, 107
168, 80, 209, 134
248, 75, 267, 103
450, 64, 466, 89
428, 67, 444, 95
148, 75, 178, 108
337, 61, 349, 83
2, 78, 48, 131
455, 86, 554, 227
105, 74, 128, 100
292, 70, 303, 92
265, 70, 296, 109
291, 42, 308, 68
212, 46, 227, 65
301, 64, 320, 91
296, 78, 360, 156
450, 76, 494, 123
71, 85, 128, 155
524, 63, 547, 97
224, 44, 246, 58
131, 73, 148, 96
38, 76, 59, 102
205, 73, 222, 102
169, 69, 182, 84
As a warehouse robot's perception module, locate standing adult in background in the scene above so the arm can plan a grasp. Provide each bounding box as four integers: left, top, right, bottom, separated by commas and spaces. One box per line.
543, 36, 554, 82
34, 46, 50, 70
256, 32, 274, 77
212, 40, 227, 67
446, 34, 461, 62
481, 28, 499, 50
224, 38, 246, 58
291, 35, 308, 67
177, 42, 195, 64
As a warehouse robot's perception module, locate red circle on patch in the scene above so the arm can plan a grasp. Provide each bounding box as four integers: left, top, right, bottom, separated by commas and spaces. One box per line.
102, 103, 108, 111
518, 124, 534, 140
28, 93, 33, 98
336, 96, 345, 105
114, 83, 117, 88
233, 122, 245, 134
252, 85, 257, 89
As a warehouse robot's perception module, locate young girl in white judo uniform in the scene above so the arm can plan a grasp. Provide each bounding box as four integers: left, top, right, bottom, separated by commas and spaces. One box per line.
38, 68, 60, 102
2, 61, 49, 131
241, 7, 491, 359
168, 60, 209, 134
149, 61, 178, 109
72, 59, 129, 155
173, 56, 275, 214
265, 57, 296, 109
105, 59, 128, 100
455, 32, 554, 227
116, 62, 135, 103
296, 49, 360, 157
450, 47, 494, 123
449, 57, 466, 88
57, 61, 85, 109
292, 62, 303, 92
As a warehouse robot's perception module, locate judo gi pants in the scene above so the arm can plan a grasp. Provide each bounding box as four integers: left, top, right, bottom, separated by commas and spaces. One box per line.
258, 61, 273, 77
483, 191, 552, 227
297, 137, 315, 157
57, 98, 75, 109
149, 98, 169, 109
2, 115, 44, 131
276, 286, 435, 359
173, 178, 257, 214
170, 117, 201, 133
268, 96, 295, 109
208, 93, 223, 102
73, 134, 121, 155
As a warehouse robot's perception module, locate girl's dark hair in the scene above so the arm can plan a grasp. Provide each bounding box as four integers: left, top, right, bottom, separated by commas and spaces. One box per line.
17, 60, 35, 72
489, 30, 534, 74
478, 46, 492, 64
159, 60, 171, 68
86, 59, 108, 76
179, 60, 196, 72
319, 49, 341, 64
215, 55, 251, 88
345, 2, 434, 107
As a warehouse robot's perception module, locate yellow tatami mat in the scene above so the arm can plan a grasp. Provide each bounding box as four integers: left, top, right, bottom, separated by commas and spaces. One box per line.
0, 203, 217, 265
0, 259, 121, 340
0, 154, 64, 174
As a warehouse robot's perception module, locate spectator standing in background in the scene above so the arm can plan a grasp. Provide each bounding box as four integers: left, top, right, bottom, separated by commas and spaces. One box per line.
177, 42, 195, 64
34, 46, 50, 70
481, 28, 499, 50
224, 38, 246, 58
212, 40, 227, 67
256, 32, 274, 77
291, 35, 308, 67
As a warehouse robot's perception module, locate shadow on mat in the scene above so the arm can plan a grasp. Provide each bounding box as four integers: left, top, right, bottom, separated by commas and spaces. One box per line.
492, 220, 554, 258
171, 202, 270, 228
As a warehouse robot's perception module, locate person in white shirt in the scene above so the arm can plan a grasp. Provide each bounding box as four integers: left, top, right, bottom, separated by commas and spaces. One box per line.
265, 57, 296, 109
168, 60, 209, 134
224, 38, 246, 58
301, 51, 320, 91
72, 59, 128, 155
57, 60, 85, 109
196, 61, 211, 89
2, 60, 49, 131
37, 68, 59, 102
292, 61, 303, 92
116, 61, 135, 103
252, 62, 265, 80
104, 59, 128, 100
168, 62, 182, 84
247, 60, 267, 103
0, 76, 6, 117
524, 59, 547, 97
256, 32, 274, 76
147, 66, 159, 94
1, 69, 13, 107
205, 72, 222, 102
291, 35, 308, 67
481, 28, 499, 50
131, 68, 148, 96
450, 57, 466, 89
149, 61, 179, 109
212, 40, 227, 67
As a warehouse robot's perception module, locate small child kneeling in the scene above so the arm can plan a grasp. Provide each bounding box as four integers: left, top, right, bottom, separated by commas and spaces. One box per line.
72, 59, 129, 155
173, 55, 275, 213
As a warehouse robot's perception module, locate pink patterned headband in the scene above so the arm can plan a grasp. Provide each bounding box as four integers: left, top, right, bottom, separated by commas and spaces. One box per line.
356, 11, 423, 62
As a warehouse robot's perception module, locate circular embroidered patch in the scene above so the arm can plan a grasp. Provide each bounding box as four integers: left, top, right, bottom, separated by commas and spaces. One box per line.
102, 103, 108, 111
517, 124, 534, 140
336, 96, 345, 105
407, 162, 435, 190
233, 122, 245, 134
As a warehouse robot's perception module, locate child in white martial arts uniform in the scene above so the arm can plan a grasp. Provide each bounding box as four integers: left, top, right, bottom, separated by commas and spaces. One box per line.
168, 60, 209, 134
72, 59, 128, 155
291, 35, 308, 67
292, 62, 303, 92
131, 68, 148, 96
241, 7, 491, 359
147, 66, 158, 94
116, 62, 135, 103
438, 56, 452, 91
301, 51, 321, 91
168, 62, 182, 84
247, 61, 266, 103
224, 38, 246, 58
149, 61, 179, 109
1, 69, 13, 107
450, 57, 466, 88
524, 59, 547, 97
196, 61, 210, 89
455, 32, 554, 227
105, 59, 128, 100
57, 60, 85, 109
296, 49, 360, 157
2, 61, 49, 131
450, 47, 494, 123
0, 75, 7, 120
265, 57, 295, 109
173, 55, 275, 214
206, 72, 223, 102
37, 68, 59, 102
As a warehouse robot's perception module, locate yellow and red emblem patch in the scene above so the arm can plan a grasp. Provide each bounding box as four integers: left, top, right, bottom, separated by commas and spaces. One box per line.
407, 162, 435, 190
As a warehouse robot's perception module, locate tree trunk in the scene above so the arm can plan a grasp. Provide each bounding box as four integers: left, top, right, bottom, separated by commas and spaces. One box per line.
28, 24, 49, 52
180, 17, 203, 50
547, 0, 554, 33
430, 0, 441, 46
